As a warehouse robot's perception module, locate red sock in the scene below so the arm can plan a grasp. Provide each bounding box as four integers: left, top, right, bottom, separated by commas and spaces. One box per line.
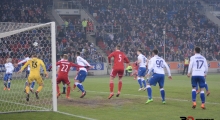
118, 81, 122, 93
67, 86, 71, 97
110, 82, 114, 93
57, 84, 60, 94
73, 84, 76, 89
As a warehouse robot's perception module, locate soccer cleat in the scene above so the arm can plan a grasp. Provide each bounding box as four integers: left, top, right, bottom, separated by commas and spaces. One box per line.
26, 94, 30, 102
57, 93, 61, 99
7, 88, 10, 91
206, 91, 210, 96
196, 90, 200, 95
80, 91, 86, 98
138, 88, 143, 91
162, 101, 166, 104
143, 87, 147, 91
66, 96, 70, 99
145, 99, 153, 104
4, 87, 7, 90
35, 92, 39, 99
116, 93, 120, 97
108, 93, 114, 99
201, 104, 206, 109
62, 92, 66, 94
192, 102, 196, 109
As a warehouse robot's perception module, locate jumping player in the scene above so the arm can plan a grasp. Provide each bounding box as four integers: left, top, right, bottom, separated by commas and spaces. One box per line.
146, 49, 172, 104
56, 54, 83, 99
136, 50, 148, 91
18, 53, 48, 101
187, 47, 208, 109
108, 45, 130, 99
3, 58, 14, 91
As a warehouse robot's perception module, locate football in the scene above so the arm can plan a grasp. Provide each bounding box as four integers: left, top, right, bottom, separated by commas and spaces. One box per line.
33, 42, 38, 47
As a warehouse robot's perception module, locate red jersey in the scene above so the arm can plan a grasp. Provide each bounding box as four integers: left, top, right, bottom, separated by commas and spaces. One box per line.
56, 60, 82, 77
108, 50, 129, 69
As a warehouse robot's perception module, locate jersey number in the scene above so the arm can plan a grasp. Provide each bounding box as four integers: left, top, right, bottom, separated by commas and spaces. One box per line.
196, 60, 204, 69
32, 61, 37, 68
61, 64, 68, 72
118, 54, 122, 62
156, 60, 163, 68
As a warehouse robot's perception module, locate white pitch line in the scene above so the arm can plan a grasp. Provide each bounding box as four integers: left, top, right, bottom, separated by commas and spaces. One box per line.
56, 111, 97, 120
87, 90, 220, 105
0, 99, 49, 111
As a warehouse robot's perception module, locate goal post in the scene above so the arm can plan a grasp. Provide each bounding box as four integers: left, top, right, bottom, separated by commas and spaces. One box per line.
0, 22, 57, 113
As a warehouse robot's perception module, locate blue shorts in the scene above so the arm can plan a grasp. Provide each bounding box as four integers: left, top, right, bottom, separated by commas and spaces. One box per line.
138, 67, 146, 77
26, 70, 30, 75
4, 73, 12, 81
148, 74, 165, 87
75, 70, 87, 83
191, 76, 205, 88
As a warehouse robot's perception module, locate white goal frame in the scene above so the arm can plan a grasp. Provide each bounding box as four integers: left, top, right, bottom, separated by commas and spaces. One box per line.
0, 22, 57, 112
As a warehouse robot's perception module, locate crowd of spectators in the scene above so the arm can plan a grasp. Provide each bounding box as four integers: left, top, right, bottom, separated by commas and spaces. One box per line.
82, 0, 220, 62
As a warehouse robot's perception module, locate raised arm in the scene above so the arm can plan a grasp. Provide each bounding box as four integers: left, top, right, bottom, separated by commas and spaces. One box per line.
18, 58, 29, 65
20, 60, 30, 72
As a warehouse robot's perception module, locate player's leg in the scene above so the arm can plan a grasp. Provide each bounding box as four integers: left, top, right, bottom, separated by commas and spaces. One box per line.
3, 74, 8, 90
199, 76, 206, 109
25, 76, 33, 101
62, 81, 66, 94
191, 76, 197, 109
146, 74, 157, 104
74, 70, 87, 98
56, 77, 61, 98
116, 70, 124, 97
30, 80, 35, 93
204, 79, 210, 96
7, 74, 12, 90
137, 68, 143, 91
35, 76, 44, 99
63, 77, 71, 99
108, 69, 116, 99
196, 83, 200, 94
158, 75, 165, 104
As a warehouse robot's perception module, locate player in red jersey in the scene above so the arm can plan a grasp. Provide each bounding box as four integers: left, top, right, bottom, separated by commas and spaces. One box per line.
108, 45, 130, 99
131, 61, 139, 80
56, 54, 83, 99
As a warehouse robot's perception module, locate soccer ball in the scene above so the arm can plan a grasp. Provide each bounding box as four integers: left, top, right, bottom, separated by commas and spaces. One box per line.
33, 42, 38, 47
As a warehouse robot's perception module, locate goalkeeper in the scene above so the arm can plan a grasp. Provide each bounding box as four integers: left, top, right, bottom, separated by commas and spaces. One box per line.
18, 53, 48, 101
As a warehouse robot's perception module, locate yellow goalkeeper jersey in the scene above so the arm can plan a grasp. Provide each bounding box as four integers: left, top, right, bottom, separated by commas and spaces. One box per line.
21, 57, 47, 76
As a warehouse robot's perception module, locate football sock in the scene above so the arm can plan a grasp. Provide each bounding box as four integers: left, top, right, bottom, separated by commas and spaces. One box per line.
137, 78, 142, 88
160, 88, 165, 101
205, 84, 209, 91
118, 81, 122, 93
192, 89, 196, 102
146, 85, 152, 99
57, 84, 60, 94
63, 84, 66, 93
26, 86, 30, 94
196, 85, 199, 91
37, 86, 43, 93
8, 81, 11, 88
110, 82, 114, 94
66, 86, 71, 97
31, 81, 35, 89
142, 78, 146, 88
200, 91, 205, 103
76, 83, 84, 92
4, 82, 7, 88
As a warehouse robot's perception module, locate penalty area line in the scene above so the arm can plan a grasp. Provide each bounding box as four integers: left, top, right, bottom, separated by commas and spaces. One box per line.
87, 90, 220, 105
56, 111, 97, 120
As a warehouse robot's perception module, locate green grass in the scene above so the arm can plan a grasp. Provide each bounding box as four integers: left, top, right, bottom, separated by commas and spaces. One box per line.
1, 74, 220, 120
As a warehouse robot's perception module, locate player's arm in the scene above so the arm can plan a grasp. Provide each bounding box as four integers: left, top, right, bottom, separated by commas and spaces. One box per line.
137, 56, 142, 64
17, 58, 28, 65
11, 64, 15, 72
71, 63, 84, 68
163, 60, 172, 79
147, 59, 154, 75
108, 52, 114, 65
80, 57, 91, 66
187, 57, 193, 77
40, 60, 48, 78
18, 60, 30, 73
204, 58, 208, 76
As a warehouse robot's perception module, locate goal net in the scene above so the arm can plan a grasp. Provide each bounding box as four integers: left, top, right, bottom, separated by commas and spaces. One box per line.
0, 22, 57, 113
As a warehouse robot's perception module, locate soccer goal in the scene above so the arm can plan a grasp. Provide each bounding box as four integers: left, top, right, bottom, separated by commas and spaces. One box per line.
0, 22, 57, 113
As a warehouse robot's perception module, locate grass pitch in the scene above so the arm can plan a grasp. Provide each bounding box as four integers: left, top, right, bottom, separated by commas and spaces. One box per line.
0, 74, 220, 120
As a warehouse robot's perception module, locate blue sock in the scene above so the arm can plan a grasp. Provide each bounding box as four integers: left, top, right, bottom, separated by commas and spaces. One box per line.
205, 83, 209, 91
31, 81, 35, 89
63, 85, 66, 93
160, 88, 165, 101
192, 89, 196, 102
196, 85, 199, 91
146, 85, 152, 99
76, 83, 85, 92
8, 81, 11, 88
4, 82, 7, 88
138, 79, 142, 88
142, 79, 146, 88
200, 91, 205, 103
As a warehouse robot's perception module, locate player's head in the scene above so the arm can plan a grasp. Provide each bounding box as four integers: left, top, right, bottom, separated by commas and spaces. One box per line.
76, 51, 81, 56
116, 45, 121, 50
63, 54, 68, 60
152, 49, 158, 56
6, 58, 12, 63
194, 47, 201, 54
32, 52, 38, 58
137, 49, 142, 55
